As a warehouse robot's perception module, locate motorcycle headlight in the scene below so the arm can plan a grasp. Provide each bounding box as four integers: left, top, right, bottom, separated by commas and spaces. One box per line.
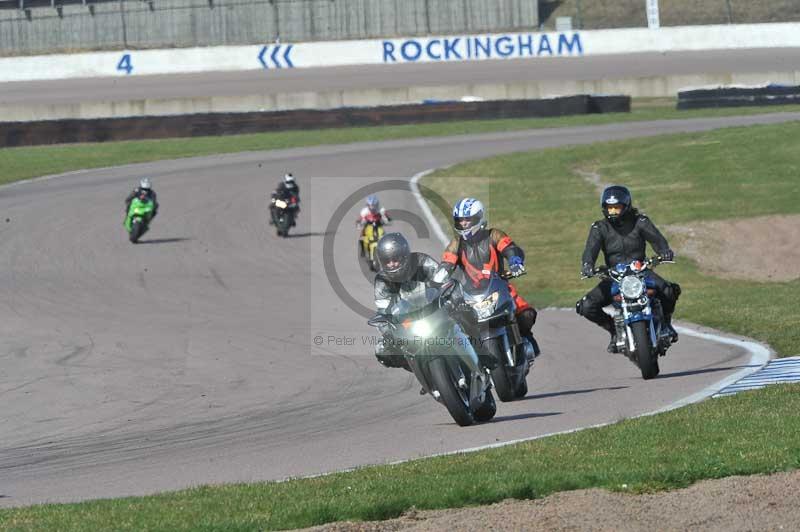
411, 319, 432, 338
620, 276, 644, 299
275, 199, 287, 209
472, 292, 499, 319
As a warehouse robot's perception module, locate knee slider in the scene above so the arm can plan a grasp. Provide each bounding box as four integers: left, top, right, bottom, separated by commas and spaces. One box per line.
575, 297, 587, 316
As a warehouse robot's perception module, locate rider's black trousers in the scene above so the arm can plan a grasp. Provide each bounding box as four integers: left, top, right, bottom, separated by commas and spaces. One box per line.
576, 272, 680, 335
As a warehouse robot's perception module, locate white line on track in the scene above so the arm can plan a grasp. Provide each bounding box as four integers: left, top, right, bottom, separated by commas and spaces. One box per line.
407, 167, 773, 457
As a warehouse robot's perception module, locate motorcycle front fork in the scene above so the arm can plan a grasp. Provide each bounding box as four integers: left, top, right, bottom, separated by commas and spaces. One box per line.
613, 314, 628, 352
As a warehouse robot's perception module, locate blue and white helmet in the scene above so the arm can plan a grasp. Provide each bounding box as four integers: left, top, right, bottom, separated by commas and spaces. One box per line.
452, 198, 486, 240
366, 194, 380, 212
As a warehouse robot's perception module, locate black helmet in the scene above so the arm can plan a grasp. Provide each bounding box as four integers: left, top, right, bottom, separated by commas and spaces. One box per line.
601, 185, 632, 225
376, 233, 412, 283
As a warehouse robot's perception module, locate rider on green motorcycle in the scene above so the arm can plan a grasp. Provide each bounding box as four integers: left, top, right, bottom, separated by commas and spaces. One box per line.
125, 178, 159, 221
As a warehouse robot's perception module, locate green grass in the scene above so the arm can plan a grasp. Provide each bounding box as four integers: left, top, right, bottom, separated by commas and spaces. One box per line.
2, 384, 799, 531
425, 120, 800, 355
2, 106, 800, 530
1, 101, 798, 185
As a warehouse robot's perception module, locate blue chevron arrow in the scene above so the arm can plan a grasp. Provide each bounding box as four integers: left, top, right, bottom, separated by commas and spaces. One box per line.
258, 44, 295, 69
270, 45, 281, 68
283, 44, 294, 67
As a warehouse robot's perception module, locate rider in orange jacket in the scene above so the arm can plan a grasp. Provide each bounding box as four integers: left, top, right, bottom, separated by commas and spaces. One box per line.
435, 198, 539, 354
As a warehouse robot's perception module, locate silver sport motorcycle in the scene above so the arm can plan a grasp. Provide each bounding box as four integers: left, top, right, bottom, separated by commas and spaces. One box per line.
368, 280, 496, 426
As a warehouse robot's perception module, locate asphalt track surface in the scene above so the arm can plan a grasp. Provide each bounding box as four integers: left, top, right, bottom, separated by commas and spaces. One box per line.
2, 48, 800, 105
1, 112, 797, 508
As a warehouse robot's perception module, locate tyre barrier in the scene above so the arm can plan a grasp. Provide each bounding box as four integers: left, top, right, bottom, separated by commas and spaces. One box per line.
677, 84, 800, 110
0, 95, 630, 147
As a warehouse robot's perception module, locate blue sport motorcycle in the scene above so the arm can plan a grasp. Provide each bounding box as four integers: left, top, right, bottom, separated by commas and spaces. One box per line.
586, 257, 675, 380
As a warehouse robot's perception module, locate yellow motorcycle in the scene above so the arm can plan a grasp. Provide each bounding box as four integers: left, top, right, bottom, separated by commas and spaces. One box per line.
360, 220, 385, 272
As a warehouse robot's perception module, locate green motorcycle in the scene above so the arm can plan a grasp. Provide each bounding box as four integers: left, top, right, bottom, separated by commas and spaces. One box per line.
125, 197, 155, 243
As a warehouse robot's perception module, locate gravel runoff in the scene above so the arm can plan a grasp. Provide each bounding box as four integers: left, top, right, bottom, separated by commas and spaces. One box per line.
301, 470, 800, 532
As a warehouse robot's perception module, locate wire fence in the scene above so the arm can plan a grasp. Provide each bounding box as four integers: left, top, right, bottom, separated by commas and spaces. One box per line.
2, 0, 800, 56
0, 0, 538, 56
539, 0, 800, 31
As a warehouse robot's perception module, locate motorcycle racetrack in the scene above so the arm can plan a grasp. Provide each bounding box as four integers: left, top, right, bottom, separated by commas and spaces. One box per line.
3, 113, 796, 507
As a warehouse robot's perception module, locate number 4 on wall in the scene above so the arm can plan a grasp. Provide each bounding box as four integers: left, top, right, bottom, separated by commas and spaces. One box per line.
117, 53, 133, 75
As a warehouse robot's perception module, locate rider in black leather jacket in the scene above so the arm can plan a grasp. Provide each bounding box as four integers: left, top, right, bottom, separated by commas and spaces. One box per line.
576, 185, 681, 352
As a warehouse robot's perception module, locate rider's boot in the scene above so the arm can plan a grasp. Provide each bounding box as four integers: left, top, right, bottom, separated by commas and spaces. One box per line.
664, 314, 679, 343
607, 333, 619, 353
523, 334, 540, 366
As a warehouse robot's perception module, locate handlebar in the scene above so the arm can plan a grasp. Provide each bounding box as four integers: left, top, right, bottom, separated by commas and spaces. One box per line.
499, 270, 526, 280
581, 256, 672, 280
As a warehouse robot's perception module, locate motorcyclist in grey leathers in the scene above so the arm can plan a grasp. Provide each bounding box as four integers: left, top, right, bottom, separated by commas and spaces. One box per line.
576, 185, 681, 353
372, 233, 439, 370
372, 233, 479, 373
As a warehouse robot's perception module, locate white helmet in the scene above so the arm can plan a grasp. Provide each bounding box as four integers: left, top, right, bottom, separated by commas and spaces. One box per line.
452, 198, 486, 240
139, 178, 152, 190
283, 173, 295, 185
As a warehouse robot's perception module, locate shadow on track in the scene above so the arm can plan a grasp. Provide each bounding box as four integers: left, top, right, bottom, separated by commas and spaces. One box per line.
489, 411, 562, 424
284, 231, 332, 238
138, 237, 192, 245
519, 386, 629, 402
656, 365, 757, 380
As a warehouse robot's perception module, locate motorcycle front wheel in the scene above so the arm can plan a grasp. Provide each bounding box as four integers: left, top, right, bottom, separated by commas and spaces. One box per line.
129, 219, 143, 243
631, 320, 660, 380
484, 337, 526, 401
276, 214, 291, 237
428, 357, 474, 427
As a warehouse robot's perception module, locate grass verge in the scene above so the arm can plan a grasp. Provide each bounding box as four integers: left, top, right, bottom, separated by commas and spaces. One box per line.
1, 106, 799, 531
424, 120, 800, 355
1, 384, 799, 531
1, 102, 798, 186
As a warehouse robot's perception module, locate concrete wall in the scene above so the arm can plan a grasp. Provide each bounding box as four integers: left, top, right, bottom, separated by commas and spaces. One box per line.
0, 0, 539, 56
3, 23, 800, 83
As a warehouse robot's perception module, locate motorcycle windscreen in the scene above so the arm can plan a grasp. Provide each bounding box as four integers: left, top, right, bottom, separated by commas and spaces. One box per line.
389, 285, 440, 321
461, 273, 507, 304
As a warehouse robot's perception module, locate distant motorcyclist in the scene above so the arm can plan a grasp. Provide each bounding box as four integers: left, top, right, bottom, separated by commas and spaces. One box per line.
124, 178, 158, 220
357, 194, 392, 257
357, 194, 391, 228
372, 233, 439, 371
577, 185, 681, 353
434, 198, 538, 355
270, 173, 300, 226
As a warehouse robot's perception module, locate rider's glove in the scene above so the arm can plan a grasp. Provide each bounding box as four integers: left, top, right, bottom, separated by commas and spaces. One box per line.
581, 262, 595, 279
659, 249, 675, 262
509, 256, 525, 277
